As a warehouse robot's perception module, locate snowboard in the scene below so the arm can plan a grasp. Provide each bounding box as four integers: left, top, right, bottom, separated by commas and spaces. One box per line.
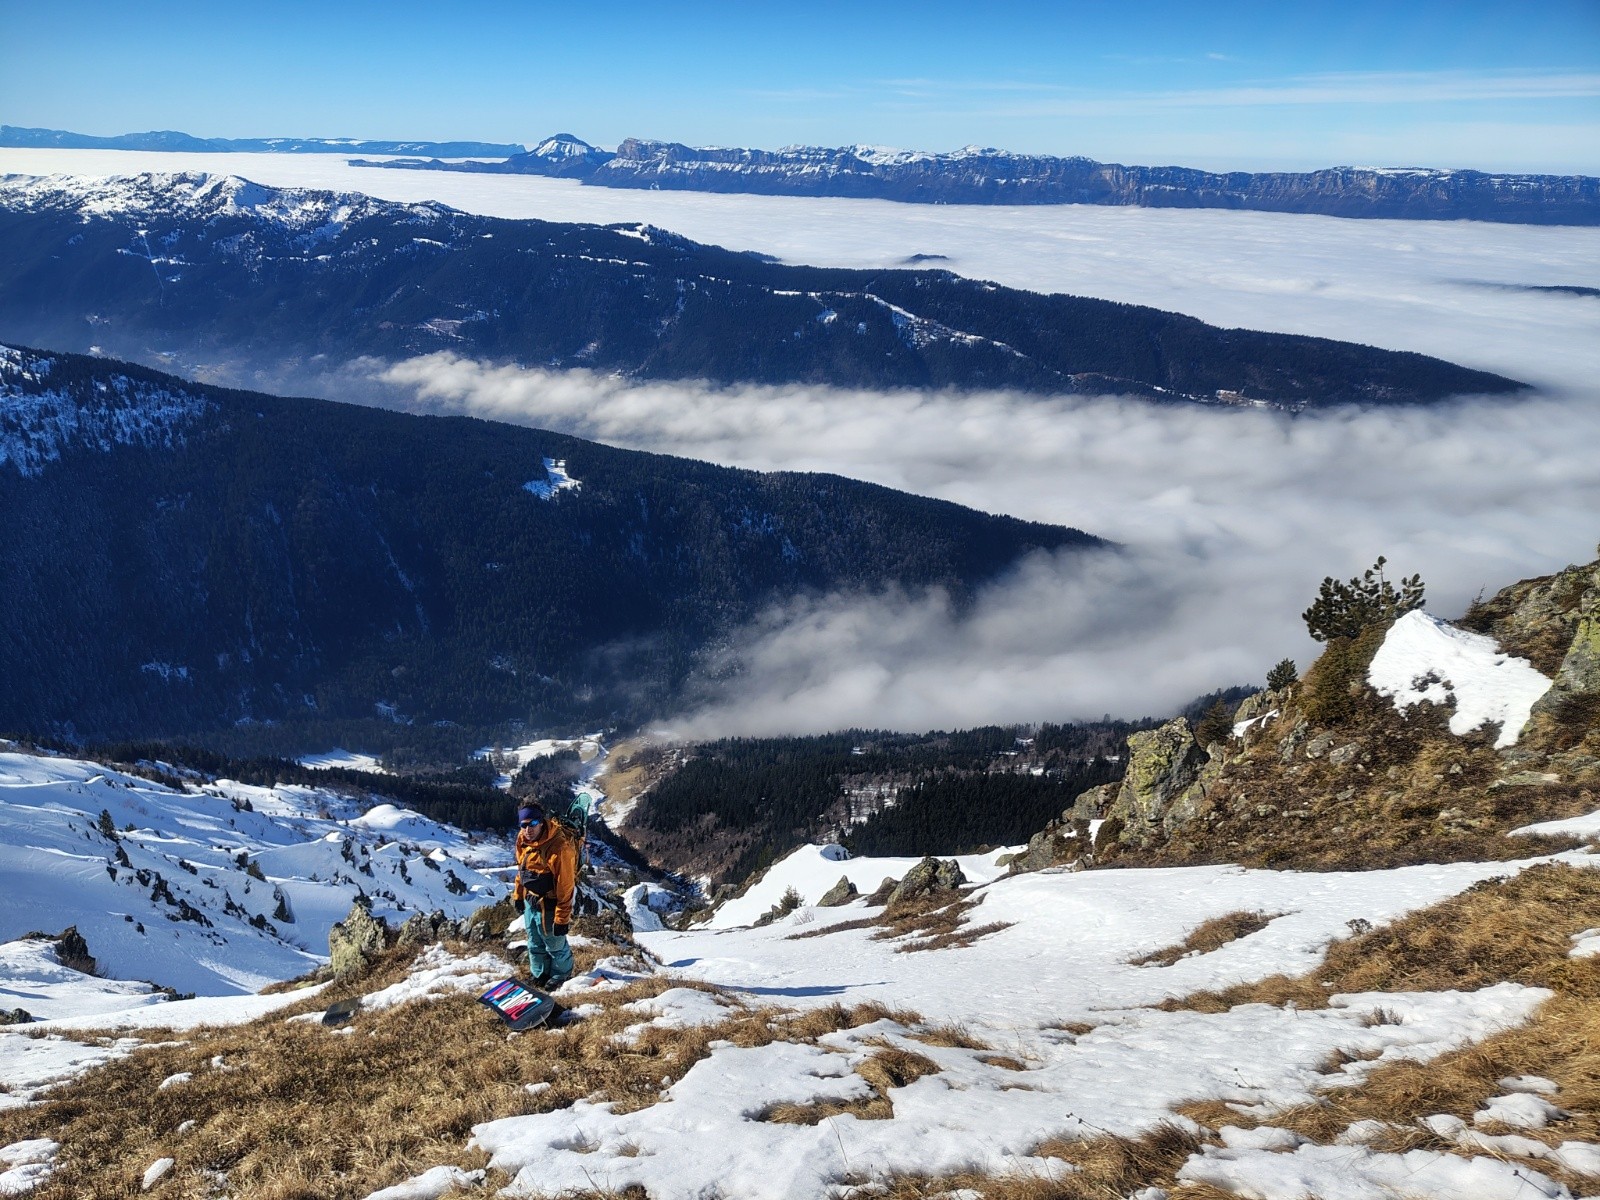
478, 978, 558, 1031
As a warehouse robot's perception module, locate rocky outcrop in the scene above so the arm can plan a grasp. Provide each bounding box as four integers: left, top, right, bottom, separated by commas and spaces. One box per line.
396, 910, 458, 947
885, 857, 966, 908
328, 898, 390, 978
1101, 719, 1221, 842
52, 926, 96, 975
817, 876, 859, 907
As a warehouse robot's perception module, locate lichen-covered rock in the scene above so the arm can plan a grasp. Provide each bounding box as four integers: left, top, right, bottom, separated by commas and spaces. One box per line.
1069, 782, 1118, 822
1105, 718, 1209, 837
816, 876, 858, 907
0, 1008, 33, 1025
865, 877, 899, 906
329, 898, 390, 977
886, 857, 966, 907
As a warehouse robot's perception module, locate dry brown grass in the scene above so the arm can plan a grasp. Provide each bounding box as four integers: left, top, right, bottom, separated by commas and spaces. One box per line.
1178, 992, 1600, 1196
1128, 910, 1279, 968
0, 919, 923, 1200
1163, 863, 1600, 1013
908, 1023, 992, 1051
1158, 862, 1600, 1196
758, 1046, 941, 1125
786, 888, 1013, 954
848, 1122, 1212, 1200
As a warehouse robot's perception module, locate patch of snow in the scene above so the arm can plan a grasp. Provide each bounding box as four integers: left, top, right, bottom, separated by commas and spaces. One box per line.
708, 843, 1015, 930
1177, 1139, 1567, 1199
1569, 927, 1600, 959
1474, 1090, 1567, 1129
360, 1165, 486, 1200
1233, 708, 1278, 738
522, 456, 581, 500
156, 1070, 192, 1090
141, 1157, 174, 1190
1368, 610, 1551, 748
1513, 806, 1600, 841
357, 944, 510, 1013
0, 1138, 58, 1195
298, 750, 387, 774
616, 987, 738, 1044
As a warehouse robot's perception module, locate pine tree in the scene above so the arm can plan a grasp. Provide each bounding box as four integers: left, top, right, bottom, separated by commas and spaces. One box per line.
96, 808, 118, 840
1301, 556, 1425, 642
1267, 658, 1299, 690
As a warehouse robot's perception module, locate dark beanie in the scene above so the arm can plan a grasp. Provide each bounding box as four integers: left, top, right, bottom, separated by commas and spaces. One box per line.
517, 803, 544, 825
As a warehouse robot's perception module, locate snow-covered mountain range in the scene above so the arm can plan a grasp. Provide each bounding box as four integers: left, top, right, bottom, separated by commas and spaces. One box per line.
358, 134, 1600, 225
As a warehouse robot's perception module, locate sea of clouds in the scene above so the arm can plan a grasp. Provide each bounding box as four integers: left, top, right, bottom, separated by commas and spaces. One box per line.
5, 149, 1597, 734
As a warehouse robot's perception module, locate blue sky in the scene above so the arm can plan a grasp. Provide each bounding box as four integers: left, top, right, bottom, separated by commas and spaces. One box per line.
2, 0, 1596, 172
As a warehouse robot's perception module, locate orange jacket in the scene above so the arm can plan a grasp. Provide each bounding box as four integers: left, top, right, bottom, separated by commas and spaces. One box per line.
512, 821, 580, 928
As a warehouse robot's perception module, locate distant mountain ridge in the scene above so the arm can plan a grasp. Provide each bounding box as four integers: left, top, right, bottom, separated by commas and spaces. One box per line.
355, 134, 1600, 226
0, 172, 1523, 408
0, 345, 1101, 740
0, 123, 522, 158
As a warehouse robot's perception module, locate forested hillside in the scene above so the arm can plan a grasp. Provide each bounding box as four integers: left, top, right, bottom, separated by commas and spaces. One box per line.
623, 722, 1135, 887
0, 173, 1523, 407
0, 347, 1098, 740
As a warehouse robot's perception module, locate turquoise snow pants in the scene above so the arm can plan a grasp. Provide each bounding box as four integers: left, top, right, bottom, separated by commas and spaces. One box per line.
522, 901, 574, 986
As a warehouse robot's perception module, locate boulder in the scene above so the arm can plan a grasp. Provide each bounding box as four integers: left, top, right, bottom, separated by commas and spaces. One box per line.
396, 909, 457, 947
329, 898, 390, 977
886, 856, 966, 908
0, 1008, 33, 1025
865, 876, 900, 906
1104, 718, 1210, 839
816, 876, 858, 907
53, 926, 96, 975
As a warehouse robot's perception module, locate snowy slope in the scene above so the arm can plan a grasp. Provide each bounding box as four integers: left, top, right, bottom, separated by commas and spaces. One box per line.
400, 839, 1600, 1200
0, 749, 511, 999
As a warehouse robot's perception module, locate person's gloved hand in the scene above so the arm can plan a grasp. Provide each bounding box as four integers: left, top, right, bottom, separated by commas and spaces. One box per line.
552, 923, 569, 937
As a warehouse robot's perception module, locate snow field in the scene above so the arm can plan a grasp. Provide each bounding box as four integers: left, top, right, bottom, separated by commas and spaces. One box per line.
1368, 610, 1553, 748
379, 839, 1600, 1200
0, 750, 508, 999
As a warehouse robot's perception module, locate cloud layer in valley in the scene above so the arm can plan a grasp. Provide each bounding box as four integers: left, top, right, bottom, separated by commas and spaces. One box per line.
378, 354, 1600, 736
5, 151, 1594, 735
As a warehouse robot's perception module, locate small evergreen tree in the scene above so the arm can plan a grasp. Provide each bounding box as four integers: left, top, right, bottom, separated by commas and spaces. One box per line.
1267, 658, 1299, 690
96, 808, 118, 840
1193, 699, 1233, 748
1301, 556, 1425, 642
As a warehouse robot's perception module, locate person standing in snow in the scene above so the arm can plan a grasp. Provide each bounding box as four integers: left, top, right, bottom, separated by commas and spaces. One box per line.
512, 802, 577, 989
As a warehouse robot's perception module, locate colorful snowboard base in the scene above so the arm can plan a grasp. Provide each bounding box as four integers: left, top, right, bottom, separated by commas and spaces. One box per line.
479, 978, 558, 1031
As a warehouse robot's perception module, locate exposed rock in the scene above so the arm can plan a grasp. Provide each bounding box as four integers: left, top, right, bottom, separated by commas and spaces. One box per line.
457, 897, 516, 943
1304, 732, 1337, 760
1069, 782, 1118, 822
865, 877, 899, 906
53, 926, 96, 975
816, 876, 858, 907
1328, 741, 1364, 766
1104, 718, 1211, 839
396, 909, 457, 946
328, 898, 390, 978
886, 857, 966, 908
0, 1008, 33, 1025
